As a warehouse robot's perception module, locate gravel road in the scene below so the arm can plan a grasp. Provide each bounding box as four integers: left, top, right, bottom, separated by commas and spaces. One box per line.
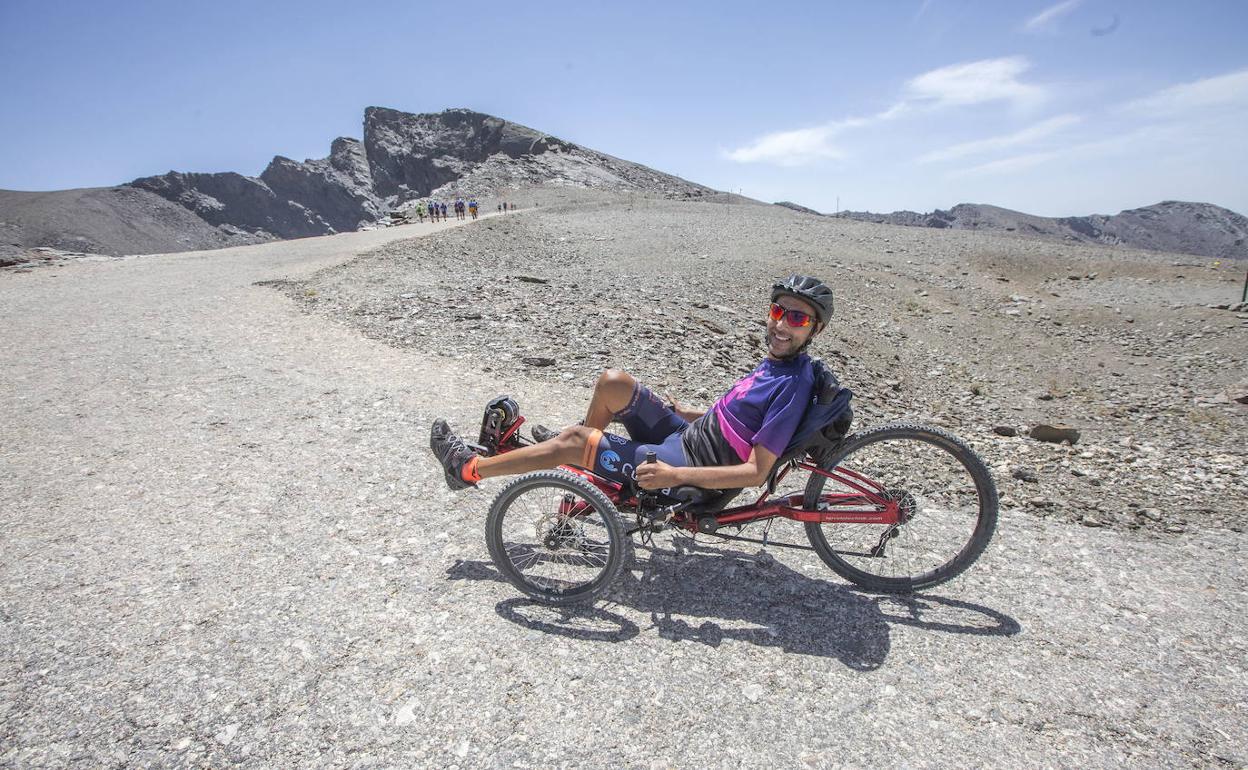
2, 214, 1245, 768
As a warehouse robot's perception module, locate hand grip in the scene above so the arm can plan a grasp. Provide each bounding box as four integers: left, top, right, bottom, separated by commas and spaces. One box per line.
645, 451, 658, 465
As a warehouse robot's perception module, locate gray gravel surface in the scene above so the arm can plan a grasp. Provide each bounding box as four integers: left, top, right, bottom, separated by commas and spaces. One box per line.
2, 211, 1246, 768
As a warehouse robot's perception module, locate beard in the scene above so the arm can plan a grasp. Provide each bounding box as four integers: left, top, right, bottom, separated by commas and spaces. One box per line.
765, 330, 810, 360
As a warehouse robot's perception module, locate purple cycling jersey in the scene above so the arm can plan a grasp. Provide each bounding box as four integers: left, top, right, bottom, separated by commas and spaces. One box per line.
682, 354, 815, 466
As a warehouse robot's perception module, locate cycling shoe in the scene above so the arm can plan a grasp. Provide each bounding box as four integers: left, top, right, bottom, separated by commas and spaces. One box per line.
430, 418, 479, 491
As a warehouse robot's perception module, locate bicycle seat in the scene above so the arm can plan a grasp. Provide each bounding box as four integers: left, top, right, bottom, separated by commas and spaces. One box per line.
663, 485, 744, 514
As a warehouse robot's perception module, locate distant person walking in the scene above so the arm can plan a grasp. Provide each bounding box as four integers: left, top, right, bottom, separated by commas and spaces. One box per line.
469, 199, 478, 220
440, 202, 448, 220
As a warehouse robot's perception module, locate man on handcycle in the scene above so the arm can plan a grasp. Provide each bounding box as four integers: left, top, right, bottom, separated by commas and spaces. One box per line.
430, 274, 834, 494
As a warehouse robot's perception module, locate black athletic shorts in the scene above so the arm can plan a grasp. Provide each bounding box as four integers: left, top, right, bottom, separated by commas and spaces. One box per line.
581, 383, 690, 484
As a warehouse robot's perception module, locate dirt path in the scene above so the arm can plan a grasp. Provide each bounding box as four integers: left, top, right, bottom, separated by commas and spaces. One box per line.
1, 219, 1244, 767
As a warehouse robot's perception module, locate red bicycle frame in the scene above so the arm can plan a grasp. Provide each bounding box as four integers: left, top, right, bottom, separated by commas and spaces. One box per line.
559, 460, 901, 529
491, 429, 900, 529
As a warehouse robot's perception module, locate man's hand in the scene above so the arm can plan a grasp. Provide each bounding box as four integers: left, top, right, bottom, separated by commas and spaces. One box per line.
634, 460, 684, 490
664, 391, 705, 422
664, 391, 684, 413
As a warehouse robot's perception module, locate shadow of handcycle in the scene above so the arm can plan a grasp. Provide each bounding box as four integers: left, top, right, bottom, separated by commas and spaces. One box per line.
446, 535, 1019, 671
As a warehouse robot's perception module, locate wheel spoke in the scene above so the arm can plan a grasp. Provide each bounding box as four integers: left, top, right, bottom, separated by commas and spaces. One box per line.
487, 471, 624, 604
804, 425, 997, 591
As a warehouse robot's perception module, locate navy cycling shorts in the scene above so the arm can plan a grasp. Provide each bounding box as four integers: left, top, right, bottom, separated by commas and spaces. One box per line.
582, 383, 690, 485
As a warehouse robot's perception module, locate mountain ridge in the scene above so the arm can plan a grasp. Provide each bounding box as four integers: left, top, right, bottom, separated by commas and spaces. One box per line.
3, 107, 1245, 262
129, 106, 719, 242
2, 107, 721, 260
813, 200, 1248, 261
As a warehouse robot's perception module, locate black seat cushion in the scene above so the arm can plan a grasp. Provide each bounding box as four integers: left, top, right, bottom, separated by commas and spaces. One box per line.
665, 485, 744, 514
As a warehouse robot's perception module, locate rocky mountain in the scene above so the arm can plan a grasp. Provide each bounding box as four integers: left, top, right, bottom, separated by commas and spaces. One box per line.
258, 137, 384, 233
128, 136, 385, 241
1, 107, 720, 260
364, 107, 563, 201
832, 201, 1248, 260
367, 107, 722, 207
0, 187, 265, 265
132, 107, 717, 241
8, 107, 1245, 263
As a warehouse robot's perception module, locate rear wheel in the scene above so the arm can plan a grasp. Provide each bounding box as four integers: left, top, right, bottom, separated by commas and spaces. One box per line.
803, 423, 997, 593
486, 469, 625, 605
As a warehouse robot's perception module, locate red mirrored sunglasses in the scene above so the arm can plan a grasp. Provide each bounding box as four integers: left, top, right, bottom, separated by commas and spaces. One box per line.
769, 302, 814, 328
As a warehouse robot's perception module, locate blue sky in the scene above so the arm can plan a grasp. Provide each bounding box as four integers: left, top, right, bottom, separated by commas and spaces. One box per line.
1, 0, 1245, 216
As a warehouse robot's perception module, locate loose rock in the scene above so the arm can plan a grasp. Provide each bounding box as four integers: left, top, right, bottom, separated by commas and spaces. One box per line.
1030, 424, 1081, 444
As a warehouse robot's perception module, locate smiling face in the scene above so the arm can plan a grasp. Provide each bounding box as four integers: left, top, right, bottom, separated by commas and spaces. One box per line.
765, 294, 821, 360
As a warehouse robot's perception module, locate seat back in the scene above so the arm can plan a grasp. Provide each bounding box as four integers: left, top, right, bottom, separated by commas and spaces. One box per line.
765, 358, 853, 491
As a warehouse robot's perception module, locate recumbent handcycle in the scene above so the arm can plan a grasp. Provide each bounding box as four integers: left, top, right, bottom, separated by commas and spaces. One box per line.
470, 361, 998, 606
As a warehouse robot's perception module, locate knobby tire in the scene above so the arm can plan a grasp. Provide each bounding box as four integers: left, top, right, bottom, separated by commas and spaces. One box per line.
802, 422, 998, 593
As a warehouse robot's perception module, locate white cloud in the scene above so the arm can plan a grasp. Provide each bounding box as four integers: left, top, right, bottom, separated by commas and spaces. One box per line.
1123, 68, 1248, 117
919, 114, 1082, 163
727, 56, 1045, 166
1023, 0, 1081, 32
954, 150, 1062, 177
724, 113, 885, 166
904, 56, 1045, 108
952, 123, 1182, 178
724, 124, 846, 166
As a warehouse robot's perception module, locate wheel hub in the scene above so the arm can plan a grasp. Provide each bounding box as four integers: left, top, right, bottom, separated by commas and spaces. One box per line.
885, 488, 917, 523
542, 519, 578, 550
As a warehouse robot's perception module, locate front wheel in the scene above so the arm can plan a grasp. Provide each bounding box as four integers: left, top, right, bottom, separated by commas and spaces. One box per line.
804, 423, 998, 593
486, 469, 625, 606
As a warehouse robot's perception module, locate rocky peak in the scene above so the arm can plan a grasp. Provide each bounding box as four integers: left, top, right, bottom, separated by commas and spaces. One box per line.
363, 107, 566, 202
328, 137, 373, 188
259, 138, 382, 234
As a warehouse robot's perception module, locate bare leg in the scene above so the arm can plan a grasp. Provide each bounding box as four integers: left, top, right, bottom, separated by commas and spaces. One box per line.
471, 369, 638, 481
476, 425, 597, 479
582, 369, 638, 429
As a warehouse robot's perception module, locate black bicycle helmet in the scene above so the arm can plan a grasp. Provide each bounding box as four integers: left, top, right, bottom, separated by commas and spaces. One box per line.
771, 274, 834, 325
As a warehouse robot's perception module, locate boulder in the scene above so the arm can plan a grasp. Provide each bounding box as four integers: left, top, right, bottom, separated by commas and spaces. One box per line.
1030, 423, 1081, 444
